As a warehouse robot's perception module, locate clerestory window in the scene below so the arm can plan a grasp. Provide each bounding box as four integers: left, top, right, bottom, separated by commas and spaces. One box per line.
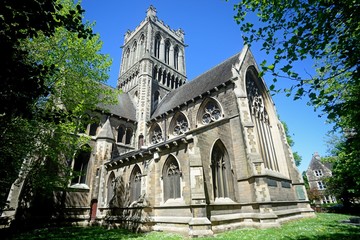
150, 124, 163, 144
170, 112, 189, 136
199, 99, 222, 125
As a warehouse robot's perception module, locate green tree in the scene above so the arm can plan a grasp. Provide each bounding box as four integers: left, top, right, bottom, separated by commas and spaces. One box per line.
232, 0, 359, 210
0, 0, 91, 120
0, 0, 115, 212
282, 121, 302, 166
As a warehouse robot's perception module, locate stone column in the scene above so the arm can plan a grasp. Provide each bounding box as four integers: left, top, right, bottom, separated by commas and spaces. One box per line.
187, 138, 213, 237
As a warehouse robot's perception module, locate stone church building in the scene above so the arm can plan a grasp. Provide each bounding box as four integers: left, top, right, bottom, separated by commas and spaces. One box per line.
4, 6, 313, 237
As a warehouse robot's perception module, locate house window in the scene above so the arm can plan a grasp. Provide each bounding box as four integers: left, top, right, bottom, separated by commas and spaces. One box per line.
170, 112, 189, 136
107, 172, 115, 205
314, 169, 323, 177
130, 165, 142, 202
317, 181, 326, 190
150, 124, 163, 144
71, 146, 90, 185
246, 70, 279, 171
163, 156, 181, 201
211, 140, 233, 199
199, 99, 222, 125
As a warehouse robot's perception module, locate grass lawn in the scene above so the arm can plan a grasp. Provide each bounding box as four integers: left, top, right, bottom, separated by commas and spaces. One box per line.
4, 213, 359, 239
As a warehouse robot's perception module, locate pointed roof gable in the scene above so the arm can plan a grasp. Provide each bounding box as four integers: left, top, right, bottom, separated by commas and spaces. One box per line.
307, 152, 333, 172
96, 118, 115, 140
151, 48, 247, 118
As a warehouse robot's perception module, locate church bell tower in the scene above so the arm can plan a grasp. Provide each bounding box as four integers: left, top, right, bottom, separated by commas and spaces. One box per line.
117, 5, 187, 146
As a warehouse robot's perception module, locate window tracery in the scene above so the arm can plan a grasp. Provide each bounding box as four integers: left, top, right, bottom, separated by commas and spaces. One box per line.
211, 140, 233, 199
163, 156, 181, 201
172, 113, 188, 136
201, 100, 221, 125
151, 124, 163, 144
246, 72, 279, 171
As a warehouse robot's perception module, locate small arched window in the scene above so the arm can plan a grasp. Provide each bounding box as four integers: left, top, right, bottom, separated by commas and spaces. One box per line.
170, 112, 189, 136
117, 125, 125, 143
125, 128, 133, 145
154, 33, 161, 58
150, 124, 163, 144
71, 145, 91, 185
163, 156, 181, 201
138, 134, 144, 149
130, 165, 142, 202
107, 172, 115, 205
198, 99, 222, 125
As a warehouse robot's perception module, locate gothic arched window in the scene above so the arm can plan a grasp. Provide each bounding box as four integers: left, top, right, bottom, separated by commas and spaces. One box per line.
170, 112, 189, 136
163, 156, 181, 201
130, 165, 142, 202
117, 125, 125, 143
165, 39, 170, 64
211, 140, 233, 199
131, 41, 137, 65
150, 124, 163, 144
107, 172, 115, 205
125, 48, 130, 70
125, 128, 133, 145
246, 69, 279, 171
71, 145, 91, 185
198, 98, 222, 125
138, 134, 144, 149
174, 46, 179, 70
154, 33, 161, 58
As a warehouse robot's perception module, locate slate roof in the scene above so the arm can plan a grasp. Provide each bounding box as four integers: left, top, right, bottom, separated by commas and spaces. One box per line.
151, 51, 241, 118
98, 84, 137, 121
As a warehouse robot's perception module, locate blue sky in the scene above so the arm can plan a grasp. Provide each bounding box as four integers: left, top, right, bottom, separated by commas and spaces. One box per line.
81, 0, 332, 173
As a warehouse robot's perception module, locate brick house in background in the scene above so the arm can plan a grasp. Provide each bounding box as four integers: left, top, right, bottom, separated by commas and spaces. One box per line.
3, 6, 314, 237
306, 152, 336, 205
